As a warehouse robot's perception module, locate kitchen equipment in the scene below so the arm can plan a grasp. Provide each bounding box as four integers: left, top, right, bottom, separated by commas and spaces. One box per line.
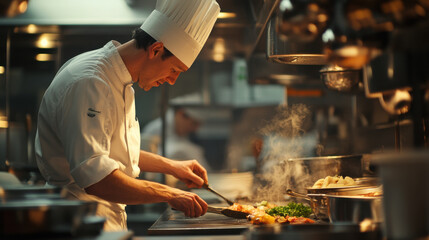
267, 0, 331, 65
267, 13, 326, 65
0, 199, 100, 237
372, 150, 429, 240
207, 206, 248, 219
320, 64, 362, 93
325, 186, 383, 224
287, 154, 367, 193
171, 206, 248, 219
148, 207, 251, 235
363, 51, 410, 99
378, 89, 412, 116
287, 185, 381, 220
203, 183, 234, 206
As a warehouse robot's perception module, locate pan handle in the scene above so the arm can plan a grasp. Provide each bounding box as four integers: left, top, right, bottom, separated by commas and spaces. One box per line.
286, 189, 311, 201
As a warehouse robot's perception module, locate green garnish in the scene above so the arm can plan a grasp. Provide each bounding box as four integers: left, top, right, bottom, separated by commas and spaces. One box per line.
266, 202, 312, 218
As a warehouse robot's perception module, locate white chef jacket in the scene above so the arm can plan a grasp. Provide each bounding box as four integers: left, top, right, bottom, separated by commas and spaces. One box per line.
35, 41, 141, 231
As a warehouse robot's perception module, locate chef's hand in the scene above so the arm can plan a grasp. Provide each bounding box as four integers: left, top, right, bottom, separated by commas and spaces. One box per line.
168, 188, 208, 217
170, 160, 208, 189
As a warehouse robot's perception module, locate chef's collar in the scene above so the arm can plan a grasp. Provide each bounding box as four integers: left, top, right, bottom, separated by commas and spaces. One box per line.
108, 40, 133, 86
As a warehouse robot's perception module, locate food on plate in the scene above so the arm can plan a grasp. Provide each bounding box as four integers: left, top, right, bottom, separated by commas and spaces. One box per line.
228, 201, 315, 225
312, 175, 355, 188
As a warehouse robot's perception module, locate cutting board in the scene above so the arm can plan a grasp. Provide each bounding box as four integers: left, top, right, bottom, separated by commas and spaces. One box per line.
147, 208, 251, 235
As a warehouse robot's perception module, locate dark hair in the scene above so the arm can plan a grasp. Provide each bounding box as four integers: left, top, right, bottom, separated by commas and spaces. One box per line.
132, 28, 173, 60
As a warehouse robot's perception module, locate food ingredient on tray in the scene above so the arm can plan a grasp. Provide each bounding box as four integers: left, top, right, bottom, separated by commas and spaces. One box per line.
312, 175, 355, 188
266, 202, 312, 218
227, 202, 314, 225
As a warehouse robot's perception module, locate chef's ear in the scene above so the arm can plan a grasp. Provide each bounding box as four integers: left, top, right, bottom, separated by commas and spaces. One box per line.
148, 42, 165, 59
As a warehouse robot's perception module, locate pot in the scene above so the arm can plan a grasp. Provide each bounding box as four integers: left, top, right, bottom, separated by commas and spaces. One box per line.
325, 186, 383, 224
286, 185, 381, 221
320, 65, 362, 93
0, 199, 100, 237
287, 154, 368, 193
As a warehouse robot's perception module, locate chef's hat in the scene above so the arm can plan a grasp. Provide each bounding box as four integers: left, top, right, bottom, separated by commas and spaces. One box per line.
140, 0, 220, 68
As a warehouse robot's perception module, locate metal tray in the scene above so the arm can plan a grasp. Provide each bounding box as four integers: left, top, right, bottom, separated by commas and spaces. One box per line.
148, 208, 251, 235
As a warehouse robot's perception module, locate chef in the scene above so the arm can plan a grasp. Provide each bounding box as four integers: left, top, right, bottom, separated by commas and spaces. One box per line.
35, 0, 220, 231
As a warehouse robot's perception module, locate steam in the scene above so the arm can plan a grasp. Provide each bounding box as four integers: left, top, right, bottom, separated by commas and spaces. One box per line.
253, 104, 313, 203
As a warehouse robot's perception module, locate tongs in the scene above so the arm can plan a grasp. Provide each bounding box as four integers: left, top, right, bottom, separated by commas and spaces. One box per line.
202, 183, 234, 206
206, 206, 248, 219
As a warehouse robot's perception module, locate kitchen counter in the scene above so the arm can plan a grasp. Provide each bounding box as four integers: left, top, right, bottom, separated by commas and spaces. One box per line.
143, 208, 383, 240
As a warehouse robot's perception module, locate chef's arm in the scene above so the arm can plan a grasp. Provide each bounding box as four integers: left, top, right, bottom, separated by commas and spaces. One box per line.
138, 150, 174, 173
138, 150, 208, 188
84, 169, 207, 217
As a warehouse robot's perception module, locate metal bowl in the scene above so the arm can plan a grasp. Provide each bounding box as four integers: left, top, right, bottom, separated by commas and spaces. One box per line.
320, 65, 362, 93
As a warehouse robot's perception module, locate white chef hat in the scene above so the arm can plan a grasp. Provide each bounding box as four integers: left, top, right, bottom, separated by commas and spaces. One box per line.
140, 0, 220, 68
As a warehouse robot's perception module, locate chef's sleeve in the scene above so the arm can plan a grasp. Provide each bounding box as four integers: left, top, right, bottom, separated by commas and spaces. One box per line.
58, 77, 119, 188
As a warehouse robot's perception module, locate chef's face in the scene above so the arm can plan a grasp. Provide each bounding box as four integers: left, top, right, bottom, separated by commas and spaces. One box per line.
137, 43, 188, 91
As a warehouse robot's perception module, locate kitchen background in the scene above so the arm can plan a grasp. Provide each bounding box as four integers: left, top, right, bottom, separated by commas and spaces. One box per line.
0, 0, 428, 237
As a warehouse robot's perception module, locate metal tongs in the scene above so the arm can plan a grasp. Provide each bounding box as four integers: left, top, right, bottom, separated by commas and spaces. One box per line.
202, 183, 234, 206
206, 206, 248, 219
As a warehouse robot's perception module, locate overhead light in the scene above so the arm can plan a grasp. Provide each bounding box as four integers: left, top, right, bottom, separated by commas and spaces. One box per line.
0, 116, 8, 128
213, 53, 225, 62
0, 66, 4, 74
27, 24, 37, 33
36, 34, 58, 48
0, 0, 29, 17
218, 12, 236, 19
212, 38, 225, 62
18, 0, 28, 13
14, 25, 60, 34
36, 53, 54, 61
